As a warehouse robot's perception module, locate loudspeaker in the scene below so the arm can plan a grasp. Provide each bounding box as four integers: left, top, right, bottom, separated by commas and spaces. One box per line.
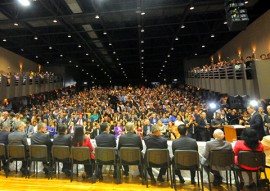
225, 0, 249, 31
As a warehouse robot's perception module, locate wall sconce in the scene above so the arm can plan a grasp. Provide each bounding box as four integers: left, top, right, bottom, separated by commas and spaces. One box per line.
218, 54, 221, 61
19, 63, 23, 73
38, 65, 41, 73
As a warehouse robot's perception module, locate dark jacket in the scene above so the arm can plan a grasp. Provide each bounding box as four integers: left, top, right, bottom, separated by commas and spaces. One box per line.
118, 132, 143, 150
249, 112, 265, 140
144, 135, 167, 149
95, 132, 116, 147
53, 134, 72, 147
0, 130, 10, 145
172, 135, 198, 153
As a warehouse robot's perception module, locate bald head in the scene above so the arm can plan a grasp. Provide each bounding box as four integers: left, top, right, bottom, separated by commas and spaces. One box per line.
213, 129, 225, 140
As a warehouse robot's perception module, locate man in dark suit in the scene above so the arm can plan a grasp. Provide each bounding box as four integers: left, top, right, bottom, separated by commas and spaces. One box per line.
118, 122, 143, 176
8, 121, 29, 175
172, 124, 198, 184
53, 124, 72, 176
95, 122, 116, 180
201, 129, 232, 186
144, 124, 168, 184
246, 105, 265, 140
31, 122, 52, 175
143, 119, 151, 136
0, 122, 11, 172
197, 112, 210, 141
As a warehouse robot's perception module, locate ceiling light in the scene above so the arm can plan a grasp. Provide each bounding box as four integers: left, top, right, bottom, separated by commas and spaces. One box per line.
167, 54, 170, 57
211, 34, 215, 38
75, 65, 78, 67
78, 45, 81, 48
190, 6, 195, 10
35, 55, 38, 58
49, 46, 52, 49
18, 0, 31, 6
86, 53, 89, 56
82, 69, 84, 71
3, 38, 7, 42
21, 48, 24, 51
224, 21, 227, 25
103, 31, 107, 35
113, 51, 116, 54
202, 45, 205, 48
34, 36, 38, 40
95, 15, 100, 19
141, 57, 144, 59
171, 48, 174, 50
92, 59, 95, 62
109, 43, 112, 46
195, 53, 198, 56
121, 68, 123, 70
181, 25, 185, 29
97, 64, 99, 67
86, 73, 89, 75
164, 60, 167, 63
46, 61, 49, 64
141, 12, 145, 15
244, 1, 248, 4
116, 58, 119, 60
141, 28, 144, 32
161, 69, 163, 71
141, 66, 144, 68
175, 37, 179, 40
69, 60, 72, 63
60, 54, 63, 57
14, 22, 18, 26
67, 34, 71, 38
163, 65, 165, 67
141, 62, 144, 65
101, 68, 103, 71
118, 63, 121, 65
104, 72, 107, 74
141, 40, 144, 43
53, 19, 58, 23
141, 50, 144, 52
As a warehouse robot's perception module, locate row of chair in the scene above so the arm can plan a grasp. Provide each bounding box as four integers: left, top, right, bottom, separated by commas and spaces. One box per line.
0, 143, 269, 191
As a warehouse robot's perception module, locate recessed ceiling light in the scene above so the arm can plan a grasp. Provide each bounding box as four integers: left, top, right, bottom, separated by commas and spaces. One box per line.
141, 50, 144, 52
195, 53, 198, 56
190, 6, 195, 10
78, 45, 81, 48
49, 46, 52, 49
36, 55, 38, 58
104, 72, 107, 74
101, 68, 103, 71
68, 34, 71, 38
141, 40, 144, 43
181, 25, 185, 29
141, 57, 144, 59
141, 28, 144, 32
121, 68, 123, 70
167, 55, 170, 57
60, 54, 63, 57
175, 37, 179, 40
161, 69, 163, 71
97, 64, 99, 67
116, 58, 119, 60
113, 51, 116, 54
211, 34, 215, 38
224, 21, 227, 25
82, 69, 84, 71
141, 66, 144, 68
69, 60, 72, 63
86, 73, 89, 75
86, 53, 89, 56
109, 43, 112, 46
3, 38, 7, 42
14, 22, 18, 26
171, 48, 174, 50
46, 61, 49, 64
141, 12, 145, 15
92, 59, 95, 62
21, 48, 24, 51
245, 1, 248, 4
164, 60, 167, 63
202, 45, 205, 48
163, 65, 165, 67
34, 36, 38, 40
18, 0, 31, 6
53, 19, 58, 23
141, 62, 144, 65
95, 15, 100, 19
103, 31, 107, 35
118, 63, 121, 65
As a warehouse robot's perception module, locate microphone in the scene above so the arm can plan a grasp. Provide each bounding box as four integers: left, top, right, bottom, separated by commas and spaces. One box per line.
229, 116, 242, 125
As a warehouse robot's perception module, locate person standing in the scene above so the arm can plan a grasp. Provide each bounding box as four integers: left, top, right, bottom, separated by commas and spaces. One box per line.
172, 124, 198, 184
246, 105, 265, 140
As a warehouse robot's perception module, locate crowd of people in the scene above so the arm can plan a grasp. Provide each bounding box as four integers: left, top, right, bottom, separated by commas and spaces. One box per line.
0, 85, 270, 189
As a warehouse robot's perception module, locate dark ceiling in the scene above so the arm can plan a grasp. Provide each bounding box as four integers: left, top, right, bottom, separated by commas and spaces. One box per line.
0, 0, 268, 85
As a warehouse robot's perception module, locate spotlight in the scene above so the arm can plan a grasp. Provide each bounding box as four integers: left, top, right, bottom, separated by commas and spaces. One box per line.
95, 15, 100, 19
249, 100, 258, 107
18, 0, 31, 6
209, 103, 217, 110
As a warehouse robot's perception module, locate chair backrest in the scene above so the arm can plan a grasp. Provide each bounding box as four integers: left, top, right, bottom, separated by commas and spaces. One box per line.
71, 147, 91, 164
146, 149, 170, 168
52, 146, 70, 161
174, 150, 199, 170
95, 147, 116, 165
209, 150, 234, 170
7, 145, 26, 159
119, 147, 141, 165
238, 151, 265, 168
30, 145, 48, 161
0, 143, 6, 158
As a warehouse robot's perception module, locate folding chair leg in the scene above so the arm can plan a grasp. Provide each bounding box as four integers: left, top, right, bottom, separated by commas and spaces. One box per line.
145, 167, 148, 188
207, 171, 212, 191
226, 170, 228, 185
197, 170, 200, 187
172, 168, 177, 191
70, 164, 73, 182
169, 167, 173, 188
200, 170, 204, 191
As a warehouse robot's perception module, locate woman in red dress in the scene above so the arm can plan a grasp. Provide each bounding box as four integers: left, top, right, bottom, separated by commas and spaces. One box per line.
234, 128, 264, 189
72, 126, 95, 178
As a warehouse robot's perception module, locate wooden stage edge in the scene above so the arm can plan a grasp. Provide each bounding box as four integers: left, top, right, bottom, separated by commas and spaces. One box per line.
1, 169, 270, 191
